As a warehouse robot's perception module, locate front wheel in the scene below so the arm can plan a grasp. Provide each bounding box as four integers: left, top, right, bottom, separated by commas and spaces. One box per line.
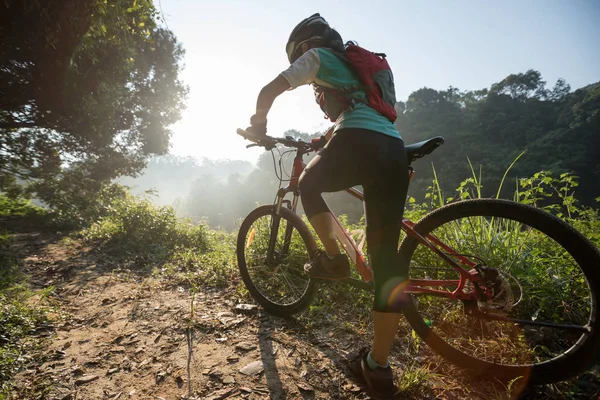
236, 205, 319, 317
400, 199, 600, 384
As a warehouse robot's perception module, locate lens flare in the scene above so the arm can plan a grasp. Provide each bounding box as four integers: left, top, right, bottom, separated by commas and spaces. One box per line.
386, 279, 410, 309
246, 228, 255, 248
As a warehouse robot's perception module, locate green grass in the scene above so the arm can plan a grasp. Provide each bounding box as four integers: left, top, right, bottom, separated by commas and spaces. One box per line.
157, 229, 239, 289
397, 363, 437, 397
0, 232, 55, 398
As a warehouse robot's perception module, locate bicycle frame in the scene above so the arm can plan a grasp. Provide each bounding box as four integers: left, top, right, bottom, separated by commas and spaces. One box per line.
269, 146, 489, 302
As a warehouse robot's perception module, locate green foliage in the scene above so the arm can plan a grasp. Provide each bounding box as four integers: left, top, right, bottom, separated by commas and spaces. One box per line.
0, 231, 18, 290
79, 189, 207, 259
517, 171, 600, 248
44, 180, 130, 228
0, 233, 53, 397
397, 72, 600, 207
0, 291, 52, 396
397, 364, 436, 398
159, 230, 237, 288
417, 158, 600, 253
0, 194, 45, 218
1, 0, 187, 201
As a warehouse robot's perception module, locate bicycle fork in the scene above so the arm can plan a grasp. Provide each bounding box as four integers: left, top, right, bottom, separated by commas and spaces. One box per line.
266, 193, 300, 264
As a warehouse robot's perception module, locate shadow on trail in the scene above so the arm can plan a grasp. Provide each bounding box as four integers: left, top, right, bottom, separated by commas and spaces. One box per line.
257, 313, 288, 400
257, 313, 318, 400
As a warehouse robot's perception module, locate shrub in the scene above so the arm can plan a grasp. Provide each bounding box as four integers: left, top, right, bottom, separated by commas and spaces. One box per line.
44, 181, 129, 229
0, 194, 46, 218
79, 189, 208, 259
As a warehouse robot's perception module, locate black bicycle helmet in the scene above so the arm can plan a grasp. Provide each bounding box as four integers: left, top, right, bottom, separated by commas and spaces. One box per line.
285, 13, 331, 63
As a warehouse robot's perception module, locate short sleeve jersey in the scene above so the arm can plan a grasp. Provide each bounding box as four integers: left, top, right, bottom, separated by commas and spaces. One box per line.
280, 48, 401, 140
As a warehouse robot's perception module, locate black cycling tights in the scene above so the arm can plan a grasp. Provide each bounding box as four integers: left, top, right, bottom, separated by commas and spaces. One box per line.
299, 128, 410, 313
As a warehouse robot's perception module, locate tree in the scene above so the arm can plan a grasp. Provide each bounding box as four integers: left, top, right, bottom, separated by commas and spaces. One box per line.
490, 69, 547, 100
0, 0, 187, 200
548, 78, 571, 102
395, 71, 600, 206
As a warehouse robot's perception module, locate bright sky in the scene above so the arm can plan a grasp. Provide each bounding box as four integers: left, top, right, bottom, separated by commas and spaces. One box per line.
157, 0, 600, 163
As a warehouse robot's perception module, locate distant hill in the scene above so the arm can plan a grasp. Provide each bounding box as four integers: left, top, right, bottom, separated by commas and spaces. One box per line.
396, 72, 600, 206
117, 156, 253, 207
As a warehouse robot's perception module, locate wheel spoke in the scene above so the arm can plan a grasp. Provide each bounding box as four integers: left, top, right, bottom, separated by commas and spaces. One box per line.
240, 210, 312, 308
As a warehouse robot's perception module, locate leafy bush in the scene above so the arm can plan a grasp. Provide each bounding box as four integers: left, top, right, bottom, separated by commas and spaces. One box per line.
79, 188, 207, 259
42, 180, 130, 229
517, 171, 600, 248
0, 194, 46, 218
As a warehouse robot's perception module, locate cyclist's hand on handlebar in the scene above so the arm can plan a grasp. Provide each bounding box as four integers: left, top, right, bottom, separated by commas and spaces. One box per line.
245, 125, 267, 138
310, 136, 327, 151
247, 114, 267, 136
237, 127, 275, 150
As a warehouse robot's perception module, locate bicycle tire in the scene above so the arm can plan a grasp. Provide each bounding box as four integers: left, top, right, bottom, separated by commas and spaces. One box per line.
236, 205, 319, 317
399, 199, 600, 384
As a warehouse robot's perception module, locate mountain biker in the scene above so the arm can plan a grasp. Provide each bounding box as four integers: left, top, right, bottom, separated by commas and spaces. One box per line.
245, 13, 409, 398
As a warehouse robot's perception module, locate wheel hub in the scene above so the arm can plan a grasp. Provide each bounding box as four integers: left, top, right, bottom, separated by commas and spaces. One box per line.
464, 266, 515, 313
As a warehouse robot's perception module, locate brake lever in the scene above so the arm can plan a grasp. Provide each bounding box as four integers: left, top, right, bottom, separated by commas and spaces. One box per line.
246, 143, 259, 149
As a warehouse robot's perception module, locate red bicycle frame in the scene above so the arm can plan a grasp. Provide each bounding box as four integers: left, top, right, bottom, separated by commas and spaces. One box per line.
274, 148, 489, 302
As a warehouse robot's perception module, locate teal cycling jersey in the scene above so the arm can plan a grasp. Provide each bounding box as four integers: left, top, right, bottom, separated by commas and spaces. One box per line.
280, 48, 401, 140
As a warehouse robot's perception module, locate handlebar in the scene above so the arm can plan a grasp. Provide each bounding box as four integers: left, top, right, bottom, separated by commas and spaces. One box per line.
236, 128, 323, 152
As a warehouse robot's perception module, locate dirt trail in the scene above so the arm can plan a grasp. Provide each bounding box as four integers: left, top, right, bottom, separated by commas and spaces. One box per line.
6, 219, 600, 399
8, 224, 388, 400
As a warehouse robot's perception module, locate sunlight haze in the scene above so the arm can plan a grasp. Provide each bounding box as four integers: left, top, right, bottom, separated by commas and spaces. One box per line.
157, 0, 600, 163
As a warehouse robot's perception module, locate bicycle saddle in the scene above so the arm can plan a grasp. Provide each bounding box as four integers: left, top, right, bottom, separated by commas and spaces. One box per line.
406, 136, 444, 163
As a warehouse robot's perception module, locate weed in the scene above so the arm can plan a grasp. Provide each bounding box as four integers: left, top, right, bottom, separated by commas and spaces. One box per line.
0, 290, 54, 396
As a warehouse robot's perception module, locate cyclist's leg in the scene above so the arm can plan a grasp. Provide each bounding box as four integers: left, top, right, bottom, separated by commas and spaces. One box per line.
299, 129, 367, 255
363, 137, 409, 367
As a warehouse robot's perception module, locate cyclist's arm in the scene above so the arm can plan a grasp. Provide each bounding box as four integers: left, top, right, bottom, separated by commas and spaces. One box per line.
324, 125, 334, 141
253, 75, 291, 125
253, 49, 320, 125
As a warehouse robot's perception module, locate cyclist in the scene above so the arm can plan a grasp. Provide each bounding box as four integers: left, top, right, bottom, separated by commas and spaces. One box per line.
245, 13, 409, 398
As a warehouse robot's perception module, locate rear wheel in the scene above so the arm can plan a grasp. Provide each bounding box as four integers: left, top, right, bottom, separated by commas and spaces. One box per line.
236, 205, 318, 317
400, 199, 600, 384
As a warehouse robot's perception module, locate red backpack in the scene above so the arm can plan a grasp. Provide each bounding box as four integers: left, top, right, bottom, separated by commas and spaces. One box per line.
316, 44, 398, 122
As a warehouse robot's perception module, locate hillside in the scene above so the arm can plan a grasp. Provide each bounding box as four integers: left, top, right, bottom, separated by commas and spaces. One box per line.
397, 74, 600, 207
119, 72, 600, 230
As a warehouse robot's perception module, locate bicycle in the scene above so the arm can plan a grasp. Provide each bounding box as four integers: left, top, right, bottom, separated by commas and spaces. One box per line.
234, 128, 600, 385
